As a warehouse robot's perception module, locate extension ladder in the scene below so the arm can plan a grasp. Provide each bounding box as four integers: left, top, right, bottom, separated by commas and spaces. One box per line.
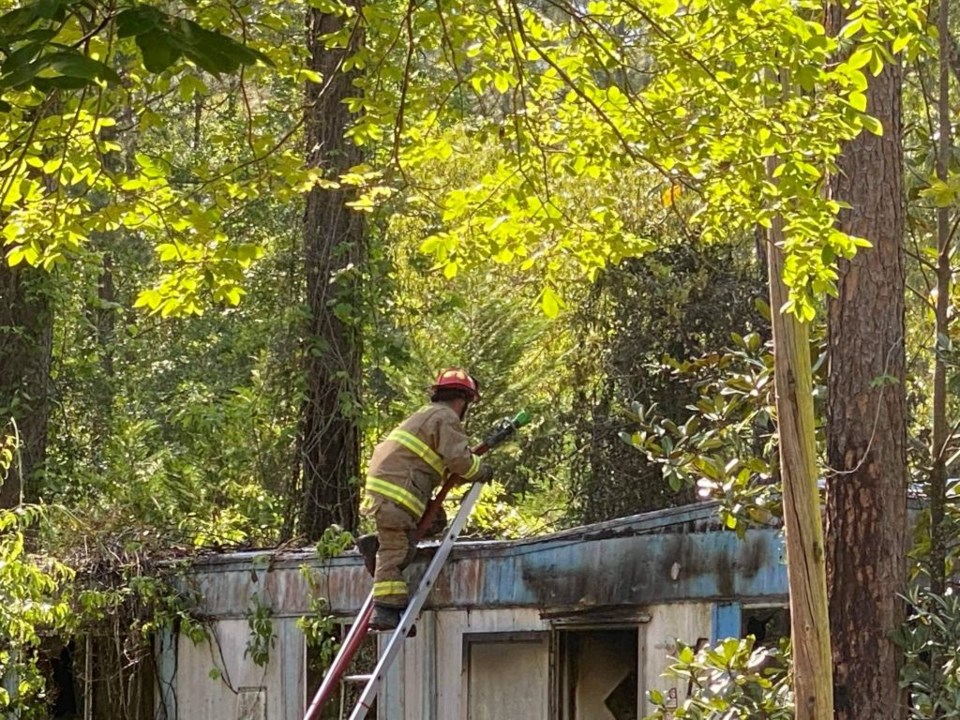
303, 411, 530, 720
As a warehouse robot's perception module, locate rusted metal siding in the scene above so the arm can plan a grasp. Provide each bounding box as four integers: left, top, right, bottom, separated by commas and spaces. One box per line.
179, 553, 369, 619
177, 511, 787, 623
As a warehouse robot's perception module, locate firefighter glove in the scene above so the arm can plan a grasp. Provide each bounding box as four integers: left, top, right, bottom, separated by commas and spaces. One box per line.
474, 463, 495, 484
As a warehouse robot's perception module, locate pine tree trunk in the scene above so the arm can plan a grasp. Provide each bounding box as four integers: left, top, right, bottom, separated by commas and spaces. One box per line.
0, 263, 53, 507
298, 4, 364, 540
824, 43, 908, 720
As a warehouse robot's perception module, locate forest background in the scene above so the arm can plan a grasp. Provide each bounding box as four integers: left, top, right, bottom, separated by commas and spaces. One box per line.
0, 0, 959, 718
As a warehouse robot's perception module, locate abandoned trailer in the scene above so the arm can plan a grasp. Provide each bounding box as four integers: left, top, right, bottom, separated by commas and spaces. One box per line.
157, 501, 789, 720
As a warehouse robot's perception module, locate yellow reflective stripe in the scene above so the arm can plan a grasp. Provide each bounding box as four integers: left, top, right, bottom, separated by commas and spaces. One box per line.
373, 580, 407, 598
462, 453, 481, 480
364, 476, 426, 517
388, 429, 445, 476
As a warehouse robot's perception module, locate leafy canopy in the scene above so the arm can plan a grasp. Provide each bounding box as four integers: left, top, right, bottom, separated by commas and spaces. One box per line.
0, 0, 322, 316
325, 0, 925, 318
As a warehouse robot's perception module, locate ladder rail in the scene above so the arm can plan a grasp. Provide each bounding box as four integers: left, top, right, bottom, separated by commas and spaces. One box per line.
347, 481, 485, 720
304, 471, 464, 720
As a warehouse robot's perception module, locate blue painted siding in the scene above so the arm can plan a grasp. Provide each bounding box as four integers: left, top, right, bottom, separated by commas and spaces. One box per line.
711, 602, 742, 644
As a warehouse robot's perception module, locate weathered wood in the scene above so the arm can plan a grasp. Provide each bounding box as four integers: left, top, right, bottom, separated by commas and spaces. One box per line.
766, 201, 834, 720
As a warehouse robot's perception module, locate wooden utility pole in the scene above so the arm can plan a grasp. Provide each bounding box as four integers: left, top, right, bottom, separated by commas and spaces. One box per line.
764, 64, 833, 719
766, 212, 835, 720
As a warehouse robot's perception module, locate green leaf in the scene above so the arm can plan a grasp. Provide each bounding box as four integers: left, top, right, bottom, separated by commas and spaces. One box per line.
224, 287, 242, 305
892, 33, 913, 55
173, 19, 274, 75
133, 289, 161, 310
33, 75, 89, 91
136, 30, 181, 73
0, 7, 40, 38
298, 68, 323, 84
848, 91, 867, 112
178, 73, 208, 101
2, 40, 45, 73
156, 243, 180, 262
0, 54, 49, 89
45, 50, 121, 84
657, 0, 679, 17
921, 179, 957, 208
35, 0, 64, 20
847, 46, 872, 70
115, 6, 165, 38
540, 286, 562, 318
861, 114, 883, 136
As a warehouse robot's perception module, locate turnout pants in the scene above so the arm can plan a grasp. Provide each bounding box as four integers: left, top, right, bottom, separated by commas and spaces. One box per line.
370, 499, 418, 608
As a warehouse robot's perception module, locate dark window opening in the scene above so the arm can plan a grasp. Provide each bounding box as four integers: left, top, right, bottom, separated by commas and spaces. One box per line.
558, 628, 639, 720
740, 606, 790, 648
49, 642, 80, 719
604, 670, 638, 720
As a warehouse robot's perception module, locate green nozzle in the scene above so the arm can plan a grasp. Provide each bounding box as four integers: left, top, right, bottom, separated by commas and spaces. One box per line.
512, 409, 532, 428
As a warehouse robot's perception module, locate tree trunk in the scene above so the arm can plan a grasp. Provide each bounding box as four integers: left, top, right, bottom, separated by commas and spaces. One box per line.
927, 0, 954, 708
298, 4, 365, 540
824, 31, 908, 720
930, 0, 952, 602
0, 263, 53, 507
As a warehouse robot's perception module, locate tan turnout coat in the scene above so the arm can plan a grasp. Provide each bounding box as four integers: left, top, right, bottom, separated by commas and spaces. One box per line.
364, 402, 483, 519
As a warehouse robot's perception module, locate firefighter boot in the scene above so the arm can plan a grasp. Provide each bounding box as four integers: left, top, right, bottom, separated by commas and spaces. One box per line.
356, 534, 379, 576
369, 605, 417, 638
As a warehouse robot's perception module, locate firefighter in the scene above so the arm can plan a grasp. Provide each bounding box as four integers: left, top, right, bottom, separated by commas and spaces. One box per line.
362, 368, 494, 631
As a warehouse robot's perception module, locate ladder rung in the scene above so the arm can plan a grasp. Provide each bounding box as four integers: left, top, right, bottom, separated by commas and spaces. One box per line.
343, 674, 373, 683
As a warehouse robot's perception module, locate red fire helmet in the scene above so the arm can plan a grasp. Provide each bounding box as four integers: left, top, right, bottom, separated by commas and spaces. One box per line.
430, 367, 480, 401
